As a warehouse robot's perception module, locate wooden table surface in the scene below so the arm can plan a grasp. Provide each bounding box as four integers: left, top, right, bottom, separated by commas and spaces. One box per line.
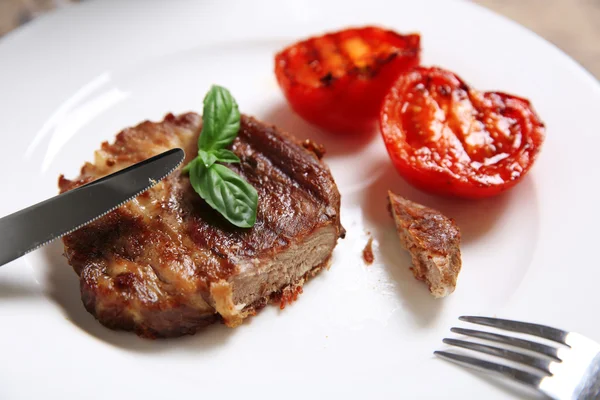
1, 0, 599, 79
476, 0, 600, 79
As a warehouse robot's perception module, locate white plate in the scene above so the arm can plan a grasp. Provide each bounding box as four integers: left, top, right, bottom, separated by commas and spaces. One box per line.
1, 0, 599, 398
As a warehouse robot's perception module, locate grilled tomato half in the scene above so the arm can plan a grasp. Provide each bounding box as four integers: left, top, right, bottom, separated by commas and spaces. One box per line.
275, 26, 420, 134
380, 67, 545, 199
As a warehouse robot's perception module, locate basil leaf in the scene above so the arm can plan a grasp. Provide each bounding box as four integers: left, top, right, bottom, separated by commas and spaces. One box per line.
198, 85, 241, 151
189, 160, 258, 228
196, 149, 240, 169
211, 148, 240, 164
197, 149, 218, 168
184, 84, 257, 228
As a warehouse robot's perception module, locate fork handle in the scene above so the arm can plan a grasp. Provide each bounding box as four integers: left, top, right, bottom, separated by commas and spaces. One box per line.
574, 353, 600, 400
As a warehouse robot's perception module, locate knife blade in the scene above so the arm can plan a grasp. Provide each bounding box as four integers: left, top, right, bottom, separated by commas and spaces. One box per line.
0, 148, 185, 267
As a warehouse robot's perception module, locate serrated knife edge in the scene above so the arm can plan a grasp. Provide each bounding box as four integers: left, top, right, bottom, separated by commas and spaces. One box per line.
0, 148, 185, 267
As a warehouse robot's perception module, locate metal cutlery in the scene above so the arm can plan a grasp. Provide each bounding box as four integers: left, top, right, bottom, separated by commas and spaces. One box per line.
0, 148, 185, 267
436, 316, 600, 399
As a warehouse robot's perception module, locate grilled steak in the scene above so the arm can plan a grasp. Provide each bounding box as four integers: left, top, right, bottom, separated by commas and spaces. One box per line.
59, 113, 344, 338
388, 191, 461, 298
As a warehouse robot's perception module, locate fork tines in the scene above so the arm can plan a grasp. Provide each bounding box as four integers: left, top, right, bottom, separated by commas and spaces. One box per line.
435, 316, 569, 386
436, 316, 600, 399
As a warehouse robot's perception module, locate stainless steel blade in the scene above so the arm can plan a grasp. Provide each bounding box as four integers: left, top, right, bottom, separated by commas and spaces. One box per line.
0, 148, 185, 267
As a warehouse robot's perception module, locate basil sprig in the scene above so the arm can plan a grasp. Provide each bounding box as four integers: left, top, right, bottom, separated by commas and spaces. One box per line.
183, 85, 258, 228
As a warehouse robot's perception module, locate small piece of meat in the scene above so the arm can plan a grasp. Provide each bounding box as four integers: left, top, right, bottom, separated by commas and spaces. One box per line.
362, 237, 374, 265
388, 191, 461, 298
59, 113, 344, 338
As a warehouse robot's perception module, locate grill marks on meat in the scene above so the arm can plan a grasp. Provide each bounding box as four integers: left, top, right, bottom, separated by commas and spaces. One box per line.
59, 113, 343, 338
388, 192, 461, 298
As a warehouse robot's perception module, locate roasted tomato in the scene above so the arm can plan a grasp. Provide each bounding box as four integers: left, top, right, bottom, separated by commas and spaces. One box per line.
275, 27, 420, 134
380, 67, 545, 198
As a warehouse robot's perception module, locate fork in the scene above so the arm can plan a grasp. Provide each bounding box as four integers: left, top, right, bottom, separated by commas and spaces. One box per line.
435, 316, 600, 400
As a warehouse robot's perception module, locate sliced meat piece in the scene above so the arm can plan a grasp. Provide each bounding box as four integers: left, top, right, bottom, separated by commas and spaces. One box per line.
388, 191, 461, 298
59, 113, 344, 338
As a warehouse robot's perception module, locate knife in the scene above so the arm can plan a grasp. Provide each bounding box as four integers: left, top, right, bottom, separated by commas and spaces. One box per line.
0, 148, 185, 267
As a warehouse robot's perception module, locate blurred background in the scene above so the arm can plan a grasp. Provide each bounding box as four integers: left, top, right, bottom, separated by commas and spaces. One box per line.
0, 0, 598, 78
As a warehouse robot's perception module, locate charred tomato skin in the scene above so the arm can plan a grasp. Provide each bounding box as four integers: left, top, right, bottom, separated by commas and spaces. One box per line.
275, 26, 420, 135
380, 66, 545, 199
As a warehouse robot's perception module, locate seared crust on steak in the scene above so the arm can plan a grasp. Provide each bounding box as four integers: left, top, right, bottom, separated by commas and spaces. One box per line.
59, 113, 344, 338
388, 192, 461, 298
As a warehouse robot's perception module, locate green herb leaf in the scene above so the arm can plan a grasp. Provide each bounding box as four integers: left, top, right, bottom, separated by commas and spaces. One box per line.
198, 85, 241, 151
189, 160, 258, 228
197, 149, 218, 168
196, 148, 240, 169
211, 148, 240, 164
182, 85, 257, 227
